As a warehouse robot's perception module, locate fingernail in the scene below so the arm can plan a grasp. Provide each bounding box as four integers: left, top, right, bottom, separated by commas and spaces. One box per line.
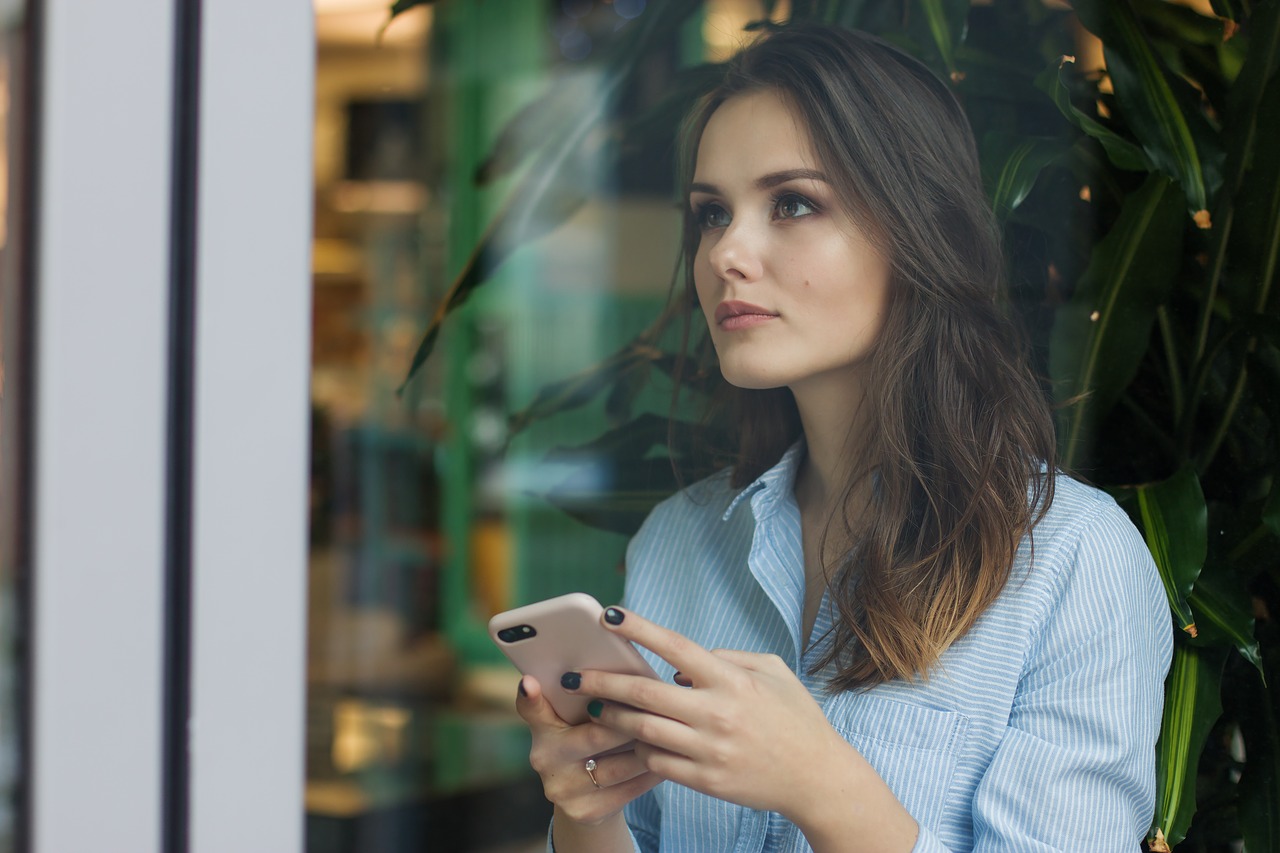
587, 700, 603, 718
604, 607, 625, 625
673, 671, 692, 687
518, 678, 528, 698
560, 672, 582, 691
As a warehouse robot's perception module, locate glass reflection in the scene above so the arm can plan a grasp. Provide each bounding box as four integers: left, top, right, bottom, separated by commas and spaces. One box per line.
305, 2, 776, 851
0, 1, 28, 850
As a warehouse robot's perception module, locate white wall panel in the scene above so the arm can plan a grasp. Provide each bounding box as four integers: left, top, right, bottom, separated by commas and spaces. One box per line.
188, 2, 314, 852
31, 1, 173, 852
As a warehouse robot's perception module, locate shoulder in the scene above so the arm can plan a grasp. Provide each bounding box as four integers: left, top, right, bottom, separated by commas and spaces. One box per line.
1017, 473, 1170, 654
1028, 474, 1154, 584
622, 467, 748, 582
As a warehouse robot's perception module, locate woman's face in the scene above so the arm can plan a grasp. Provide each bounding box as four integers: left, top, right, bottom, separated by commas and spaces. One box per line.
691, 89, 891, 398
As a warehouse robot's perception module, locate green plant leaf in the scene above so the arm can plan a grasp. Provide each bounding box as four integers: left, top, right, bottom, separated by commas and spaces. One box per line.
1177, 313, 1280, 472
1034, 59, 1150, 173
1239, 718, 1280, 853
1187, 571, 1263, 675
399, 0, 705, 391
483, 58, 725, 188
1130, 0, 1232, 48
1209, 0, 1248, 22
398, 175, 590, 394
542, 412, 675, 463
1113, 467, 1207, 638
507, 342, 666, 438
543, 412, 726, 466
785, 0, 824, 21
614, 61, 730, 176
388, 0, 435, 18
472, 74, 601, 185
1238, 630, 1280, 853
535, 412, 732, 534
604, 359, 652, 425
1073, 0, 1223, 215
919, 0, 967, 79
1265, 476, 1280, 539
982, 134, 1071, 221
536, 416, 685, 534
1148, 644, 1227, 850
1050, 175, 1186, 467
1224, 16, 1280, 318
952, 43, 1045, 102
541, 456, 679, 535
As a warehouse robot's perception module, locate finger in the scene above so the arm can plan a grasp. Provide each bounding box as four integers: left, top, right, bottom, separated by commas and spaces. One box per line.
591, 701, 702, 759
571, 668, 699, 720
515, 676, 571, 731
599, 606, 727, 685
710, 648, 787, 672
519, 681, 636, 759
634, 740, 700, 789
586, 748, 652, 790
606, 771, 663, 803
554, 772, 663, 827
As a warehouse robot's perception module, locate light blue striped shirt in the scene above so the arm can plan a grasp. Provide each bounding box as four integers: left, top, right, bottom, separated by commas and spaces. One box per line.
609, 442, 1173, 852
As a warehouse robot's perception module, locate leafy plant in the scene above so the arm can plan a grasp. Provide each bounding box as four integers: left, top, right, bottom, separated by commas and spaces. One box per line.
395, 0, 1280, 847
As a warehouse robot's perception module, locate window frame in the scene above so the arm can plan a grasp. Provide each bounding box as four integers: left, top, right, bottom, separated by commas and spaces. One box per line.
27, 1, 313, 851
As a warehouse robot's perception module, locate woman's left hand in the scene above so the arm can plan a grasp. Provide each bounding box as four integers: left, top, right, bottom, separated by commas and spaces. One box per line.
563, 606, 908, 839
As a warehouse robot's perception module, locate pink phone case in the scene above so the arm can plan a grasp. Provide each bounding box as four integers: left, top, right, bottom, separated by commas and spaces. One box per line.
488, 592, 658, 724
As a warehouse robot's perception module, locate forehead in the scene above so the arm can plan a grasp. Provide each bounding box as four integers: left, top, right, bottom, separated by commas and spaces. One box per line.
693, 89, 822, 182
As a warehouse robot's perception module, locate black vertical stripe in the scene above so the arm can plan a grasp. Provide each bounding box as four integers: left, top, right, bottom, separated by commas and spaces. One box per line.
14, 0, 43, 850
164, 0, 201, 851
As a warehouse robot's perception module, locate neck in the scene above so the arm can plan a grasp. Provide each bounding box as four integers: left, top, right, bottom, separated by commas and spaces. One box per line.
791, 372, 871, 513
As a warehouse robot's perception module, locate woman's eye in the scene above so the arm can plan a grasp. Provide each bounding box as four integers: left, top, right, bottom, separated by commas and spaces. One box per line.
774, 193, 815, 220
695, 203, 730, 229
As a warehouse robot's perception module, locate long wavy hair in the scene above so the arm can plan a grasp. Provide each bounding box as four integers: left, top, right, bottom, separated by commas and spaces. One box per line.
674, 24, 1058, 692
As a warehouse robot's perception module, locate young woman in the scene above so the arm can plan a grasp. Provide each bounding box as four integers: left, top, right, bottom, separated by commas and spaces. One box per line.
516, 24, 1172, 853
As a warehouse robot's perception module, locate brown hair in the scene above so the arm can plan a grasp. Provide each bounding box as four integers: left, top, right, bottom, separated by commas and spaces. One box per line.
674, 24, 1057, 691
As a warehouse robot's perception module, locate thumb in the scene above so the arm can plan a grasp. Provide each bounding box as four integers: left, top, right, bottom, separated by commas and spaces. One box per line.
514, 675, 570, 730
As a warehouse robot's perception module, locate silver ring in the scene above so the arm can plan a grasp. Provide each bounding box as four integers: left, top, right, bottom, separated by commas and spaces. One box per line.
584, 758, 601, 789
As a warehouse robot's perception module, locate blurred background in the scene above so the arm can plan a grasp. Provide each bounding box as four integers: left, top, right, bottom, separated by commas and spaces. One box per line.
3, 0, 1274, 851
306, 1, 712, 850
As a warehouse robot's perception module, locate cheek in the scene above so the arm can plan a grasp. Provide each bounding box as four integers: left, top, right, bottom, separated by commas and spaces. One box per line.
692, 252, 716, 320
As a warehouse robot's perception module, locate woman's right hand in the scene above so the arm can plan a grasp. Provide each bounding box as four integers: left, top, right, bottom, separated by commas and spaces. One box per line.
515, 674, 662, 832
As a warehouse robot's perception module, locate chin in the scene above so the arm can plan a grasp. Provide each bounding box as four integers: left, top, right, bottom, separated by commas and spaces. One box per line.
717, 364, 790, 391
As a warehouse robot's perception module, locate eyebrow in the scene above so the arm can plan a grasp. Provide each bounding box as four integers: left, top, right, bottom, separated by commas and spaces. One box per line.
688, 168, 829, 197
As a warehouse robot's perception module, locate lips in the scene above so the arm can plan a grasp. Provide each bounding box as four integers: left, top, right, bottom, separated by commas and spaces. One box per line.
715, 300, 779, 330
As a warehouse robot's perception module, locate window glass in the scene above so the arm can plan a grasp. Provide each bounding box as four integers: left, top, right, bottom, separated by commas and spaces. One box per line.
0, 0, 29, 849
306, 1, 1272, 851
305, 1, 732, 849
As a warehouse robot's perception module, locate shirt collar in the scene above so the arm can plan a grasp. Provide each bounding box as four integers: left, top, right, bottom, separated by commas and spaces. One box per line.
721, 440, 806, 522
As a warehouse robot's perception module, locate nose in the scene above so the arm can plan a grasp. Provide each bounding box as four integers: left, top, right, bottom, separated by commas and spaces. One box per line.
706, 220, 762, 282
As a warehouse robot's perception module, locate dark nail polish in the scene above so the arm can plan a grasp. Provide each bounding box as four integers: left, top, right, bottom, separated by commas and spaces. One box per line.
587, 699, 603, 718
518, 678, 528, 698
561, 672, 582, 691
604, 607, 625, 625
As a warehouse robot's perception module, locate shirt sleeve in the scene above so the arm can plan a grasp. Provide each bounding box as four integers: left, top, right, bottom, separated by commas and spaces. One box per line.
622, 787, 661, 852
958, 499, 1174, 852
545, 812, 650, 853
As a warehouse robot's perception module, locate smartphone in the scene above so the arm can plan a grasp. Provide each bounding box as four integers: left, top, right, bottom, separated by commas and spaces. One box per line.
488, 592, 658, 724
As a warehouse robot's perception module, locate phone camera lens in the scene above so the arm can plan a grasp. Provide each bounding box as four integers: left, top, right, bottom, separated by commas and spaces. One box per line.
498, 625, 536, 643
